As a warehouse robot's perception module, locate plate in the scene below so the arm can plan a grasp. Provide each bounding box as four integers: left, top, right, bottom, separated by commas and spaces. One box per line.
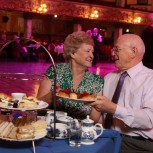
0, 100, 49, 111
0, 134, 46, 142
56, 94, 95, 103
46, 133, 68, 140
46, 132, 68, 140
51, 136, 68, 139
46, 109, 65, 116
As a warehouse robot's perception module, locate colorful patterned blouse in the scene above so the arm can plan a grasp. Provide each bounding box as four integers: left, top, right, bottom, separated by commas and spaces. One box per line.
45, 63, 104, 120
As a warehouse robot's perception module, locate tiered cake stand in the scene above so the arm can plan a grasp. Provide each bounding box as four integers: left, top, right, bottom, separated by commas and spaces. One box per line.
0, 38, 57, 152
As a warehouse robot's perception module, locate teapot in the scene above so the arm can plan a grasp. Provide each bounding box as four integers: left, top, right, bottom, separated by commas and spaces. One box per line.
81, 115, 103, 145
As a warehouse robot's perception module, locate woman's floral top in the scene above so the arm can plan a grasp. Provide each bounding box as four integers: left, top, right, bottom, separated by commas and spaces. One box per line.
45, 63, 104, 120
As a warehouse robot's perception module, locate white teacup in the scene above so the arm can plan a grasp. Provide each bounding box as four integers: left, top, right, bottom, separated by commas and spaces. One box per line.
46, 110, 65, 126
50, 123, 68, 138
11, 93, 26, 101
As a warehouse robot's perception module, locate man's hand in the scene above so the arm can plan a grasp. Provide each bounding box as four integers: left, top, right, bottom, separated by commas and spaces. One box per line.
86, 95, 117, 114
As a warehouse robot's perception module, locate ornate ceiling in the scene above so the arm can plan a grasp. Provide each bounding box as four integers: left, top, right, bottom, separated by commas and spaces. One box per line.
0, 0, 153, 25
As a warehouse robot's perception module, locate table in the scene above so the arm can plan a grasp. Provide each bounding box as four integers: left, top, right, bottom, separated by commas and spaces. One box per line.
0, 130, 121, 153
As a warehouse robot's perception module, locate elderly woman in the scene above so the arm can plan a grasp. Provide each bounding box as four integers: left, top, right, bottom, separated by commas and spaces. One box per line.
37, 31, 104, 121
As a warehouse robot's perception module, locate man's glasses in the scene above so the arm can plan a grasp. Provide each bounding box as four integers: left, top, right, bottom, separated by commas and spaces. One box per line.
111, 46, 122, 53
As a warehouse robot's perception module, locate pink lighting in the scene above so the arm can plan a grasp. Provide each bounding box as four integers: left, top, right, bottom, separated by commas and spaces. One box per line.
96, 67, 100, 75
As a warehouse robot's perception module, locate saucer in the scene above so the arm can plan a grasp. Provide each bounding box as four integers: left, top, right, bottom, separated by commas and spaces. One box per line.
81, 141, 95, 145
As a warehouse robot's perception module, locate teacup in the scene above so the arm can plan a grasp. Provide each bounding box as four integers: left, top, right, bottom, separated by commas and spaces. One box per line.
11, 93, 26, 101
46, 110, 65, 126
50, 123, 68, 138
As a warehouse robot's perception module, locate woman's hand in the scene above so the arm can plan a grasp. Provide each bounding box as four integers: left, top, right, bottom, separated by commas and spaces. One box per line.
37, 78, 60, 103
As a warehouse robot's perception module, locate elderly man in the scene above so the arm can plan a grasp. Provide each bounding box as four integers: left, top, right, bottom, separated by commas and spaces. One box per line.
88, 34, 153, 153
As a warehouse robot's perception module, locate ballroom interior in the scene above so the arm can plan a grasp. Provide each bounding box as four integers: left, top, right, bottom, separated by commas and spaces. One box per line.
0, 1, 153, 152
1, 0, 153, 95
0, 0, 153, 42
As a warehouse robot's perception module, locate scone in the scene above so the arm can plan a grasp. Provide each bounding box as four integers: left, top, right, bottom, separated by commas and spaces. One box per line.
17, 125, 34, 140
79, 93, 96, 101
58, 91, 69, 98
22, 96, 37, 102
18, 100, 38, 109
0, 95, 10, 107
69, 93, 78, 99
0, 93, 11, 101
0, 101, 8, 107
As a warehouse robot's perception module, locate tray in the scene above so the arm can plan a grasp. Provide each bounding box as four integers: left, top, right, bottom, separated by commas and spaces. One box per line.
56, 94, 95, 103
0, 134, 46, 141
0, 100, 49, 111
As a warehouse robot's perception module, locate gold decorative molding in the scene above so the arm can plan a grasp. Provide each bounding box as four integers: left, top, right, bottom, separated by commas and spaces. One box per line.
0, 0, 32, 11
0, 0, 153, 25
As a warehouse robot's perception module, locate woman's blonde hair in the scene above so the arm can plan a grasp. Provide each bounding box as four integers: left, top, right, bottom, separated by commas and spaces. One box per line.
63, 31, 94, 61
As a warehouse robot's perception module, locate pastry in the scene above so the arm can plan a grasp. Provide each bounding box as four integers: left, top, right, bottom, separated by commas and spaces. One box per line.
16, 133, 33, 139
7, 126, 18, 139
58, 91, 69, 98
69, 93, 78, 99
79, 93, 96, 101
16, 125, 35, 140
18, 100, 38, 109
32, 119, 47, 137
58, 89, 96, 101
0, 117, 47, 140
0, 93, 11, 101
18, 125, 35, 134
0, 122, 9, 136
22, 96, 37, 102
1, 122, 13, 137
0, 93, 11, 107
0, 101, 8, 107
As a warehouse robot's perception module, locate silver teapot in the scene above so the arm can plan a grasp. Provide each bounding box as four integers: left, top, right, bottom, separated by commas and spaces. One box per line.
81, 115, 103, 145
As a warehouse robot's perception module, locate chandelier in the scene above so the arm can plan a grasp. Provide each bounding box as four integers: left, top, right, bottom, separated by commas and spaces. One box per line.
133, 17, 141, 24
90, 9, 99, 18
127, 12, 142, 24
84, 6, 99, 19
32, 0, 48, 14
